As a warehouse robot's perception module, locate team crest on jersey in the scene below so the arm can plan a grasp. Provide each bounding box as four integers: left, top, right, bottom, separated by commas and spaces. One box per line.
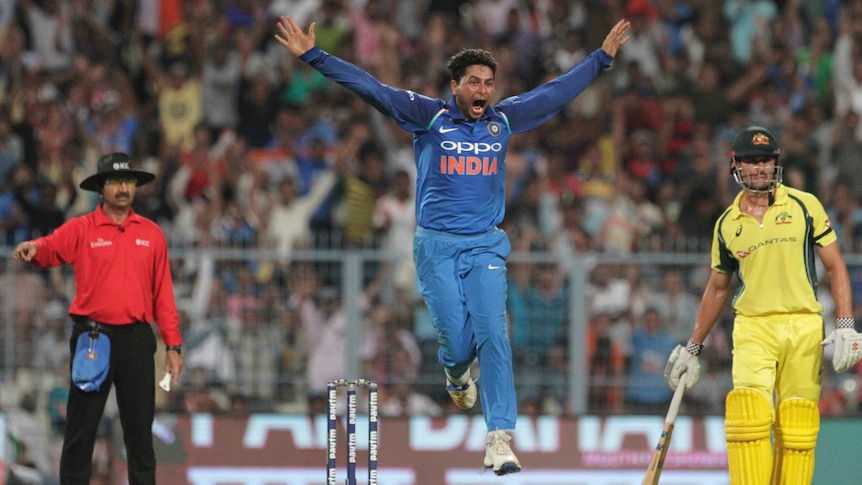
774, 212, 792, 225
487, 122, 501, 137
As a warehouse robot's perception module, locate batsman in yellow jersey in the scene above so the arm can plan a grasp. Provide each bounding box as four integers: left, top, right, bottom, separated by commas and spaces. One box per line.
663, 126, 862, 485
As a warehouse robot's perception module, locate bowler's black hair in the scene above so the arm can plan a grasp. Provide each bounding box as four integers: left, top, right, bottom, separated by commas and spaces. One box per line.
447, 48, 497, 82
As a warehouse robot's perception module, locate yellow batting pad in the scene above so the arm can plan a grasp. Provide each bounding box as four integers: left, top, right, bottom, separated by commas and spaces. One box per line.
771, 398, 819, 485
725, 388, 773, 485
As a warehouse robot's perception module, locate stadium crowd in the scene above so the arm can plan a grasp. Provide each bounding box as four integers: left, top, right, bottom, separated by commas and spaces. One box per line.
2, 0, 862, 481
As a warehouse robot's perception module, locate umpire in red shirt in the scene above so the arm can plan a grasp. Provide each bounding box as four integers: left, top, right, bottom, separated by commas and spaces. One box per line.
13, 152, 184, 485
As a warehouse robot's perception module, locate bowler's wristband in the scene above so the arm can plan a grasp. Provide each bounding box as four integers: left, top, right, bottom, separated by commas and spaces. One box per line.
166, 345, 182, 355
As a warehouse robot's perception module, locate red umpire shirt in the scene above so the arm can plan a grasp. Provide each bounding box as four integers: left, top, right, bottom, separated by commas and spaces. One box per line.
29, 204, 182, 346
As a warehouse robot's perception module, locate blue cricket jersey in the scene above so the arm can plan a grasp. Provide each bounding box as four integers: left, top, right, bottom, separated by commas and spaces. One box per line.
300, 46, 614, 235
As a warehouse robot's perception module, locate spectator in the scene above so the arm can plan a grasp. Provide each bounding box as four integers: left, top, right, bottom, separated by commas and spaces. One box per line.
171, 123, 216, 202
237, 72, 280, 148
781, 112, 820, 192
548, 196, 594, 275
289, 263, 379, 400
379, 380, 444, 417
46, 363, 70, 436
512, 262, 569, 408
588, 263, 631, 319
690, 62, 736, 129
26, 180, 65, 239
273, 302, 306, 404
209, 198, 259, 249
313, 1, 353, 55
5, 391, 57, 484
624, 307, 677, 414
296, 136, 339, 246
684, 346, 733, 415
280, 58, 330, 106
145, 59, 204, 153
0, 163, 37, 245
180, 366, 227, 414
825, 179, 862, 253
266, 172, 336, 259
796, 17, 833, 106
828, 111, 862, 184
184, 269, 239, 386
623, 263, 657, 321
18, 0, 75, 74
723, 0, 778, 66
367, 304, 422, 387
677, 182, 724, 249
337, 139, 387, 248
652, 267, 701, 345
81, 62, 139, 157
0, 108, 25, 188
31, 298, 69, 370
494, 7, 546, 89
202, 38, 242, 138
264, 126, 360, 261
372, 168, 417, 298
474, 0, 520, 40
596, 172, 656, 253
832, 15, 862, 141
587, 312, 626, 414
616, 4, 663, 85
548, 29, 587, 75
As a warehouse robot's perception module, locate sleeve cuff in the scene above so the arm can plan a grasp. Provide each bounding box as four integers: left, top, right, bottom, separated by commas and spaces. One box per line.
299, 46, 323, 63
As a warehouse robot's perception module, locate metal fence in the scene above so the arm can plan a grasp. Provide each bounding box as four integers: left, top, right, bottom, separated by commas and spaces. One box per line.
1, 248, 860, 418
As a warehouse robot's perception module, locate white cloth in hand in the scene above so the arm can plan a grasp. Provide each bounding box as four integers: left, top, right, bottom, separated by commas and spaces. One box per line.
664, 344, 701, 390
159, 373, 172, 392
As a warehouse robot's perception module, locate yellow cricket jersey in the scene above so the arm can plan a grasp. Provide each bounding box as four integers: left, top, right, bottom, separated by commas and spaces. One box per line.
710, 184, 837, 317
158, 79, 203, 151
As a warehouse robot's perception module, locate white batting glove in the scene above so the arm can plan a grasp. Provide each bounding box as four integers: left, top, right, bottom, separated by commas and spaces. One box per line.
664, 340, 702, 391
822, 324, 862, 373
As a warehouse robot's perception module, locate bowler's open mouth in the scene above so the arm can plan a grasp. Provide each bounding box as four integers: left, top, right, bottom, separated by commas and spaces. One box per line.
471, 99, 486, 116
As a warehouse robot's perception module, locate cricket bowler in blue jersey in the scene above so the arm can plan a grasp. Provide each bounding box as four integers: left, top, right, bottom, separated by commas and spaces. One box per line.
277, 15, 631, 475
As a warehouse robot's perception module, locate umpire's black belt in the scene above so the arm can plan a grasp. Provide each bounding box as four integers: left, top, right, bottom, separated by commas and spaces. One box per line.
71, 315, 147, 333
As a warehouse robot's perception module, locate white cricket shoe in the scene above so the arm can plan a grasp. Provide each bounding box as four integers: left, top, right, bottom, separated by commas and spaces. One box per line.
484, 430, 522, 476
446, 376, 477, 410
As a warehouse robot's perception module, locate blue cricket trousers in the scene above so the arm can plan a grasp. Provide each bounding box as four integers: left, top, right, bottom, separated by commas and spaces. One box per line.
413, 226, 517, 430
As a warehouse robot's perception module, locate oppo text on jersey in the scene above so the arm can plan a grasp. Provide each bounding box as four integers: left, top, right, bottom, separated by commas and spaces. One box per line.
439, 141, 503, 155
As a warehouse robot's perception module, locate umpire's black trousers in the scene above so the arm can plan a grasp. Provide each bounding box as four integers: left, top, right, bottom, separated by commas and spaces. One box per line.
60, 319, 157, 485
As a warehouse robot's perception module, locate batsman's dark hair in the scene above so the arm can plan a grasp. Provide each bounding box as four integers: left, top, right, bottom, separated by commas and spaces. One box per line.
447, 48, 497, 82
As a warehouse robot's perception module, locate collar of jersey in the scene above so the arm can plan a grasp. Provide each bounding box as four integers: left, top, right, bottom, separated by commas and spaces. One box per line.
95, 204, 141, 228
446, 96, 498, 121
729, 183, 789, 219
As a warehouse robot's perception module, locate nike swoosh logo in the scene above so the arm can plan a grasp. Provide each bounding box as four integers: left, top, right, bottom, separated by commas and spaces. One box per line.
488, 264, 501, 270
439, 126, 458, 134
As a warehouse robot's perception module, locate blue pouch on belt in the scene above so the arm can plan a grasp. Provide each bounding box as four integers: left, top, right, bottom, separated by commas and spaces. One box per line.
72, 331, 110, 392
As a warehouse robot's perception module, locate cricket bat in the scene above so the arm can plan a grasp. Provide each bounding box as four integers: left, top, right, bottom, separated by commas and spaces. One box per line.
642, 379, 687, 485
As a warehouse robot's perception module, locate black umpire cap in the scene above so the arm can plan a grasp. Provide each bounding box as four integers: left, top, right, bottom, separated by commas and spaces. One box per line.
79, 152, 156, 192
